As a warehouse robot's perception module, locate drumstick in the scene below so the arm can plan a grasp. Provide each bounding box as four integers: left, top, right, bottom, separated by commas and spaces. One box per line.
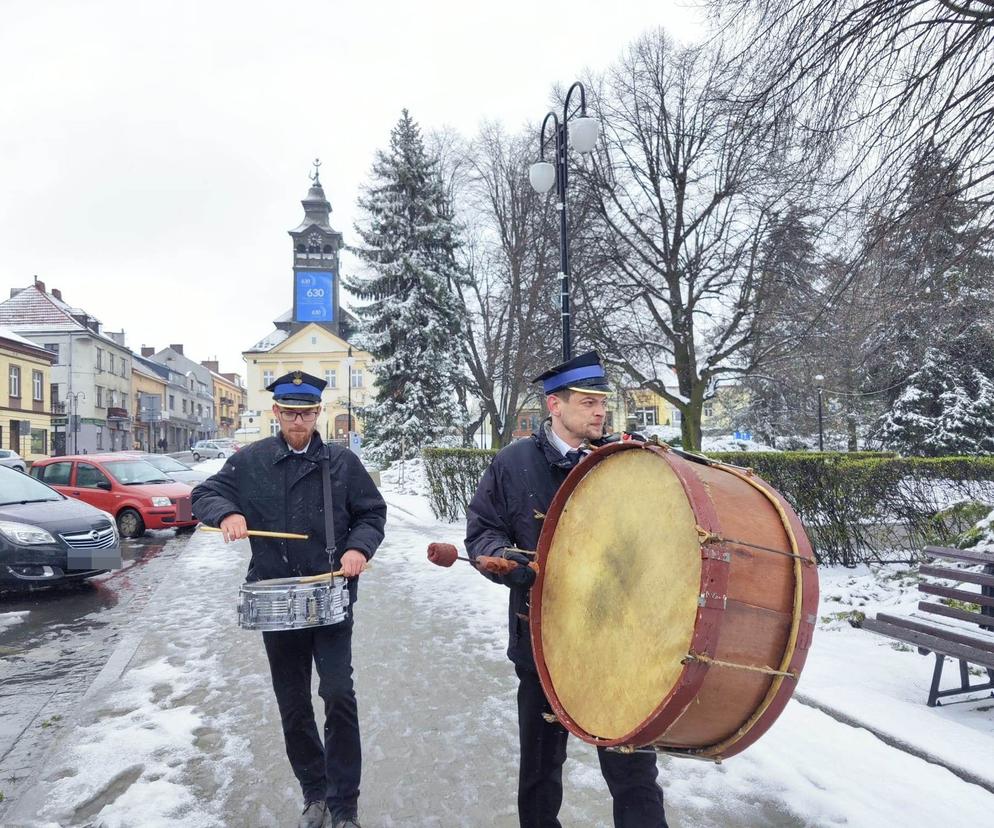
295, 565, 371, 584
199, 526, 309, 540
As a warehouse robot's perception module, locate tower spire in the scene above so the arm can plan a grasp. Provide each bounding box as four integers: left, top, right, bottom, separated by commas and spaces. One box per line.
310, 158, 322, 187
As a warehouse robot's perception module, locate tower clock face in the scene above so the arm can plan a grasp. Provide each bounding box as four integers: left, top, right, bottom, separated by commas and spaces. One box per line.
308, 232, 323, 248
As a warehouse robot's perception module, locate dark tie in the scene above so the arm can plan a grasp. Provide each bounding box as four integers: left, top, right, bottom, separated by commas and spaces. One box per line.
564, 449, 583, 468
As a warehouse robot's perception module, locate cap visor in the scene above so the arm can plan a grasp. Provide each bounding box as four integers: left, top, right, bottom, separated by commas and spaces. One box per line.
566, 386, 610, 396
274, 401, 322, 409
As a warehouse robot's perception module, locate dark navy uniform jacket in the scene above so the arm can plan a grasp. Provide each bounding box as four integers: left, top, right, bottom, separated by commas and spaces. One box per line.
465, 422, 578, 669
192, 433, 386, 601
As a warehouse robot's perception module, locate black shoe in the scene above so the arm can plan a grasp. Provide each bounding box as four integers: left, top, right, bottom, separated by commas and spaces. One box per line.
330, 816, 361, 828
298, 800, 328, 828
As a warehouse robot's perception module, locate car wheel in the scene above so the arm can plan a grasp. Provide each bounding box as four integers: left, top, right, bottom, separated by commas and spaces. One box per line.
192, 452, 200, 461
217, 452, 224, 459
16, 464, 25, 473
117, 508, 145, 539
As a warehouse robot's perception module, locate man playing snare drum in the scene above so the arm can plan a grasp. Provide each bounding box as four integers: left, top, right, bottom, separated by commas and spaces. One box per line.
465, 351, 668, 828
192, 371, 386, 828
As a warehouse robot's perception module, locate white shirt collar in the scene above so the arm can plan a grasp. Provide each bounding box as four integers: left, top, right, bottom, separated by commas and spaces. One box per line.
547, 423, 585, 458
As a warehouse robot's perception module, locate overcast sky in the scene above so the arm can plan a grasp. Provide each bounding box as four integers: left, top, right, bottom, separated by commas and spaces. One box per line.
0, 1, 702, 376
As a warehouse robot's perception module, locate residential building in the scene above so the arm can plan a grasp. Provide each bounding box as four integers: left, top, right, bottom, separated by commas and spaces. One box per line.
0, 327, 55, 461
241, 162, 373, 444
131, 353, 169, 452
200, 361, 246, 438
0, 281, 133, 453
140, 345, 215, 451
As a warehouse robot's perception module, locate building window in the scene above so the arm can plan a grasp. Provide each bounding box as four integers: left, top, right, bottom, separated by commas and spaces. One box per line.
51, 383, 60, 408
122, 392, 128, 409
8, 365, 20, 398
351, 367, 363, 388
634, 407, 657, 427
270, 419, 280, 436
44, 343, 60, 363
182, 399, 187, 413
671, 409, 682, 425
703, 404, 714, 419
109, 353, 115, 374
96, 348, 103, 371
169, 394, 175, 410
325, 369, 337, 389
96, 427, 103, 449
197, 403, 203, 416
263, 370, 274, 387
31, 429, 47, 454
96, 386, 103, 408
120, 359, 127, 377
32, 370, 43, 401
311, 336, 317, 345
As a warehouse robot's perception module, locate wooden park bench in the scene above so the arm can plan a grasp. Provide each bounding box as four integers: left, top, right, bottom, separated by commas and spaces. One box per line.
863, 545, 994, 706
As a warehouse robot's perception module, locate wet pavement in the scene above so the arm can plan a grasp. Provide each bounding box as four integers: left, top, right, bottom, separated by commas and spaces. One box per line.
0, 531, 194, 809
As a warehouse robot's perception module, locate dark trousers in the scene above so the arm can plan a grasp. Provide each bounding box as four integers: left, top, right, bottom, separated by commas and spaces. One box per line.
263, 621, 360, 820
515, 665, 668, 828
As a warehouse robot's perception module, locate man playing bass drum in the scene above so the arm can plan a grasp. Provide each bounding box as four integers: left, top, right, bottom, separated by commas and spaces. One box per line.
465, 351, 668, 828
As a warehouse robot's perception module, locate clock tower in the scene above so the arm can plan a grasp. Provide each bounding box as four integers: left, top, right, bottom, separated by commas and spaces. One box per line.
288, 159, 344, 336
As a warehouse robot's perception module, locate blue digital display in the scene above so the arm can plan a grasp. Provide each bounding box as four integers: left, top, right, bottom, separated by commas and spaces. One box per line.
295, 270, 334, 322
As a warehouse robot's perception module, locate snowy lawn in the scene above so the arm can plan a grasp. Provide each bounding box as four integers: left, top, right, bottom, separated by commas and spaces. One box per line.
3, 456, 993, 826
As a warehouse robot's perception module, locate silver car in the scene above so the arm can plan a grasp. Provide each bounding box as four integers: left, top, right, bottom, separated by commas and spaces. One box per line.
0, 450, 26, 473
131, 453, 208, 486
191, 440, 236, 461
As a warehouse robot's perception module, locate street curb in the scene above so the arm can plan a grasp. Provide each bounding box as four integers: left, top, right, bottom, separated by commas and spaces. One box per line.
794, 691, 994, 795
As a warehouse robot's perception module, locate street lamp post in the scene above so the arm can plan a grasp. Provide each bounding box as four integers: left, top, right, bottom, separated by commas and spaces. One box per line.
345, 346, 355, 446
66, 390, 85, 455
529, 81, 602, 361
814, 375, 825, 452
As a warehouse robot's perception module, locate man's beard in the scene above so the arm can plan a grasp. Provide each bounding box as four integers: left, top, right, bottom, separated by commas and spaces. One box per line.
283, 428, 313, 451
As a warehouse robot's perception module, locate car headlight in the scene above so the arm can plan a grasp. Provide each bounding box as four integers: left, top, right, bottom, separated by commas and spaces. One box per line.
0, 520, 56, 545
150, 497, 172, 507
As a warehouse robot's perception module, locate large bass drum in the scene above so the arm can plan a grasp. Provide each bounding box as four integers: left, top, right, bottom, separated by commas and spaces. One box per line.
530, 441, 818, 761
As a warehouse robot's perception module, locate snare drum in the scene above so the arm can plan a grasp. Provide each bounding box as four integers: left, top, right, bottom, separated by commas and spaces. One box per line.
237, 574, 350, 631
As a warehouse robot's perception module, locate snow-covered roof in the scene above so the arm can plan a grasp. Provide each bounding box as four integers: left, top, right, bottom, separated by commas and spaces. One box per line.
247, 329, 290, 352
0, 325, 54, 354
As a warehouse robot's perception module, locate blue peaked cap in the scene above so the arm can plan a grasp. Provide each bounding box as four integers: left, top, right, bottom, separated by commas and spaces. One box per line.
533, 350, 611, 395
267, 370, 326, 406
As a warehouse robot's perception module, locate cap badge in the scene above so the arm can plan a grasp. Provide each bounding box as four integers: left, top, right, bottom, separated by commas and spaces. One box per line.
292, 372, 303, 385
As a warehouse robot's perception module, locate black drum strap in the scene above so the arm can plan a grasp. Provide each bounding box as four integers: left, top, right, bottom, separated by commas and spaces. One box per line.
321, 444, 337, 569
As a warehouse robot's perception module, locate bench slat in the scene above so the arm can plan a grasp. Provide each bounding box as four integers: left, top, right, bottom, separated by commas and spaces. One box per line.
875, 613, 994, 652
919, 564, 994, 588
919, 600, 994, 629
863, 618, 994, 670
924, 546, 994, 568
919, 583, 994, 609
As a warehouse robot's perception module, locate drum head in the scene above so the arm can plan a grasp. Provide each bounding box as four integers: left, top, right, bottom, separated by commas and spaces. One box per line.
538, 448, 701, 740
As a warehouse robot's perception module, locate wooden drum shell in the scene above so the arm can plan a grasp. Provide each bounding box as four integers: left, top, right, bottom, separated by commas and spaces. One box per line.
530, 442, 818, 761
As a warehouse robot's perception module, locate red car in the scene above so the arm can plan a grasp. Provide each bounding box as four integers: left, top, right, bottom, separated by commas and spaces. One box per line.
30, 454, 198, 538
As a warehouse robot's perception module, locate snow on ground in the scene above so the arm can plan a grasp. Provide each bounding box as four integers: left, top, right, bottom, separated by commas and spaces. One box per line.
4, 460, 994, 826
0, 609, 29, 631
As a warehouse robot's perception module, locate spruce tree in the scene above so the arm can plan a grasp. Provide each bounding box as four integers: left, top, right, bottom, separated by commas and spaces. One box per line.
347, 110, 464, 462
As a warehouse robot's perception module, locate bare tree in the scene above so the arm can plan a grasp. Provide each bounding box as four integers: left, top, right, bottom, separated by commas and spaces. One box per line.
438, 123, 561, 448
577, 31, 812, 450
711, 1, 994, 213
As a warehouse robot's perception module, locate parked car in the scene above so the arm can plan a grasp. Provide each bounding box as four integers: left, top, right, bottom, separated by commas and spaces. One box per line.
30, 455, 198, 539
191, 440, 236, 461
123, 453, 208, 486
0, 465, 121, 590
0, 449, 26, 473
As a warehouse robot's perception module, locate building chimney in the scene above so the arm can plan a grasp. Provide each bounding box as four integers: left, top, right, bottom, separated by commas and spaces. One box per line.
33, 277, 45, 294
201, 360, 219, 373
141, 346, 155, 357
51, 288, 62, 301
9, 288, 21, 298
169, 343, 184, 356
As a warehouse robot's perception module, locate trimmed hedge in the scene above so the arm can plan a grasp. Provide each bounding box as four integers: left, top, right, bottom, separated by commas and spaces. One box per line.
422, 447, 994, 565
423, 447, 497, 522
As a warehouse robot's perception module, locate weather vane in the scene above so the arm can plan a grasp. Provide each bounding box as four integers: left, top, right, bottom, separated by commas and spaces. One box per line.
310, 158, 322, 187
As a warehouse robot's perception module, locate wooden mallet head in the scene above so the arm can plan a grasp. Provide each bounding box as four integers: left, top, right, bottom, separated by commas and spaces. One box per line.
427, 542, 459, 567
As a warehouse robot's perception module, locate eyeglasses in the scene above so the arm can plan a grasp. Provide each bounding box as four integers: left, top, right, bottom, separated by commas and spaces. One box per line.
278, 409, 320, 422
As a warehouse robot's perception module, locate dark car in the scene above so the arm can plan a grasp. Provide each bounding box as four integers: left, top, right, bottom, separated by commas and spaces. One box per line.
30, 455, 197, 539
0, 465, 121, 591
